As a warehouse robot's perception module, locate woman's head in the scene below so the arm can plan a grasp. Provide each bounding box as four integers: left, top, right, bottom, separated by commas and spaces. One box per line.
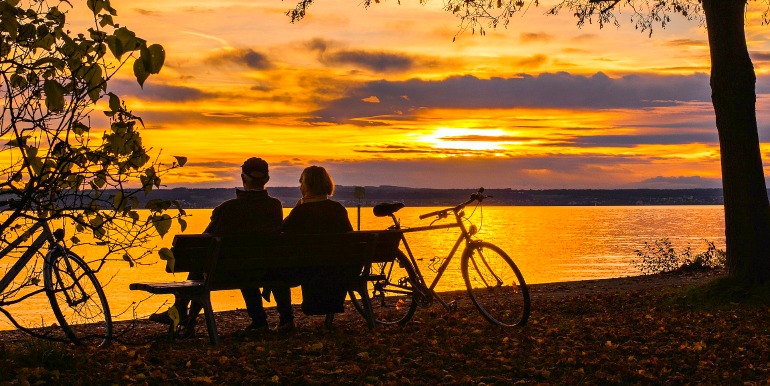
300, 166, 335, 197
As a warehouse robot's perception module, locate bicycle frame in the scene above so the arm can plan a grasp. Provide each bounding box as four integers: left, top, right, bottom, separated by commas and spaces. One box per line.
0, 221, 48, 295
389, 199, 480, 311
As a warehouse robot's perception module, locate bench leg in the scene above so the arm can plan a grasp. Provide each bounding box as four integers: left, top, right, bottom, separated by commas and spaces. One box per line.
353, 288, 376, 329
200, 294, 219, 345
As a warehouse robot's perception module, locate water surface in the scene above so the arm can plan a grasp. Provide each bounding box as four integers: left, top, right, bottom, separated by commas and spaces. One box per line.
0, 205, 725, 330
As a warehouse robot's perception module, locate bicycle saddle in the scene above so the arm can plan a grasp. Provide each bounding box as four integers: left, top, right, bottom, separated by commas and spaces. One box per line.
373, 202, 405, 217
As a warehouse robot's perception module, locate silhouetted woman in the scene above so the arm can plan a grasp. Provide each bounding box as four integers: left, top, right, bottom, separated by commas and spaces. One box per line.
282, 165, 353, 316
282, 165, 352, 234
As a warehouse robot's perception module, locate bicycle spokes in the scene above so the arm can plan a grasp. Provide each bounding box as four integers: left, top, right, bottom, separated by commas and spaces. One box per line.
462, 243, 530, 327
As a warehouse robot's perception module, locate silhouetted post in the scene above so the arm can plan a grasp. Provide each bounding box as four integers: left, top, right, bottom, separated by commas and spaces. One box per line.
354, 186, 366, 231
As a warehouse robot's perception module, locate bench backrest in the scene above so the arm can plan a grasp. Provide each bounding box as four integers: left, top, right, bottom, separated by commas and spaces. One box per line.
168, 231, 401, 289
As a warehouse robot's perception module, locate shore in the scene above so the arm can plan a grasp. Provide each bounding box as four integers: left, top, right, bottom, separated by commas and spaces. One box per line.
4, 269, 765, 385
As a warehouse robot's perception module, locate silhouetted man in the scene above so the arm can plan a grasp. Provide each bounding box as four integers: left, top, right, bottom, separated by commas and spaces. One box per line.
150, 157, 294, 334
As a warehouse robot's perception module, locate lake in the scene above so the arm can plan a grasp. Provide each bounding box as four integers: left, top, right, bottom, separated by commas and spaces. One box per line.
0, 205, 725, 330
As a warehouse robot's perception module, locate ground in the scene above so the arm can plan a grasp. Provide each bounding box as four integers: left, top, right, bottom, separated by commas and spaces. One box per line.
2, 269, 768, 385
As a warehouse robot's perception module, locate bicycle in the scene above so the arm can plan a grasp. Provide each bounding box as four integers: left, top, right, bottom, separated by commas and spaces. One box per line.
350, 188, 530, 327
0, 200, 112, 346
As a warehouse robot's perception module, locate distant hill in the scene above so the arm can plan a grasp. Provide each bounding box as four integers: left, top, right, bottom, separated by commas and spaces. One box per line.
141, 186, 734, 208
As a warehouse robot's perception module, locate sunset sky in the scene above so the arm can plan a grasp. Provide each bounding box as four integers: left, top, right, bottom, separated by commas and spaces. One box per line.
71, 0, 770, 189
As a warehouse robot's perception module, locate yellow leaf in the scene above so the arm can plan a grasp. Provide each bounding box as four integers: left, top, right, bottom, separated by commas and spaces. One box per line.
168, 306, 180, 331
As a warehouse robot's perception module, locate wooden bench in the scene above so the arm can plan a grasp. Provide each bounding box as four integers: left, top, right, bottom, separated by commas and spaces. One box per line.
130, 231, 401, 345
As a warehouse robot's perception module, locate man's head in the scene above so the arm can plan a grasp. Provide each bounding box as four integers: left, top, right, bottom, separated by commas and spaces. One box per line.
241, 157, 269, 189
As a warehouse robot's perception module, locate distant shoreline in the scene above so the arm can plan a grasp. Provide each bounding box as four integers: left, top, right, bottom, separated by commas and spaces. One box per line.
141, 186, 737, 209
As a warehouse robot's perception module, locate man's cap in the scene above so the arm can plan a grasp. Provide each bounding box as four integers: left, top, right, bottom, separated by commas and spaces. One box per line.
242, 157, 269, 178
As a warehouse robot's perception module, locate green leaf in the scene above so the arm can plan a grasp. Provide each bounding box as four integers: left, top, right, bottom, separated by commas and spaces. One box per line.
178, 217, 187, 232
70, 236, 80, 244
72, 121, 90, 135
159, 247, 173, 261
173, 156, 188, 167
133, 58, 149, 87
114, 27, 139, 52
168, 305, 180, 329
142, 44, 165, 74
152, 214, 173, 237
99, 14, 114, 27
43, 79, 66, 112
2, 17, 20, 39
10, 74, 29, 90
87, 0, 104, 14
105, 35, 123, 59
107, 92, 121, 112
145, 198, 171, 212
113, 191, 124, 210
0, 41, 11, 58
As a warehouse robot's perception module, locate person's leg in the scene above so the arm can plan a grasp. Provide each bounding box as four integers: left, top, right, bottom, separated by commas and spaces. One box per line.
148, 271, 201, 325
272, 286, 294, 327
241, 288, 268, 327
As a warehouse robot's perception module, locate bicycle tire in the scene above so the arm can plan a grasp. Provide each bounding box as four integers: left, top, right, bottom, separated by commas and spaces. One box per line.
350, 249, 419, 325
461, 242, 530, 327
44, 248, 112, 347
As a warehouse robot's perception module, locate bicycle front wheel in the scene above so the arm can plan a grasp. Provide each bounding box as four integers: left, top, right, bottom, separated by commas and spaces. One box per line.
461, 242, 530, 327
350, 249, 419, 325
44, 249, 112, 347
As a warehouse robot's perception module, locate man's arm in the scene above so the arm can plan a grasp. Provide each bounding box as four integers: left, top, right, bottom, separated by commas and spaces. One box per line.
204, 206, 221, 234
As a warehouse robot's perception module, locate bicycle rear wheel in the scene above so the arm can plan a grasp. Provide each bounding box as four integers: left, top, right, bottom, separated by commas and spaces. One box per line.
44, 249, 112, 347
350, 249, 419, 325
461, 242, 530, 327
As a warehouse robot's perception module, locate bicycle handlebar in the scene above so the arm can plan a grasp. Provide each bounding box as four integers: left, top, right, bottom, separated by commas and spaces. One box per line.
418, 188, 490, 220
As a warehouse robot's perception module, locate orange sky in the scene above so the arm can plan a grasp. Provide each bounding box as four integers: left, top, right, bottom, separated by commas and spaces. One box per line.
67, 0, 770, 189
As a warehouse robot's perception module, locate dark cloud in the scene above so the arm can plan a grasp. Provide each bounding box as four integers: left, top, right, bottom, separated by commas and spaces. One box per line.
207, 49, 273, 70
573, 132, 719, 147
665, 39, 706, 47
109, 80, 213, 102
310, 72, 713, 124
324, 50, 414, 73
751, 51, 770, 61
133, 8, 160, 16
636, 176, 721, 189
520, 32, 553, 43
307, 38, 416, 73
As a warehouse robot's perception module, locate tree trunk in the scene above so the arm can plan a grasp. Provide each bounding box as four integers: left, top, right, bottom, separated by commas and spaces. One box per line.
703, 0, 770, 283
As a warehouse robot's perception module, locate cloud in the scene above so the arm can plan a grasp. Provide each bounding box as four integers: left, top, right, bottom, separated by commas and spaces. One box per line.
110, 80, 213, 102
520, 32, 554, 43
664, 38, 707, 47
207, 48, 273, 70
309, 72, 714, 124
133, 8, 160, 16
573, 132, 720, 147
326, 50, 415, 73
752, 51, 770, 61
307, 38, 417, 73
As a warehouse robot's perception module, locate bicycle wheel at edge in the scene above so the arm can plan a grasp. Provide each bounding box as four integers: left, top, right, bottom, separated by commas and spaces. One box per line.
350, 249, 419, 325
461, 242, 530, 327
44, 249, 112, 347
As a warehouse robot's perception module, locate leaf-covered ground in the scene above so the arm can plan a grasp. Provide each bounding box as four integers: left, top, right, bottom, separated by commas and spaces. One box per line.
2, 270, 769, 385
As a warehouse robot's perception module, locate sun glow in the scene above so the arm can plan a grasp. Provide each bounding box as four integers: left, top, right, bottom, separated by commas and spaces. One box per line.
420, 128, 511, 151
